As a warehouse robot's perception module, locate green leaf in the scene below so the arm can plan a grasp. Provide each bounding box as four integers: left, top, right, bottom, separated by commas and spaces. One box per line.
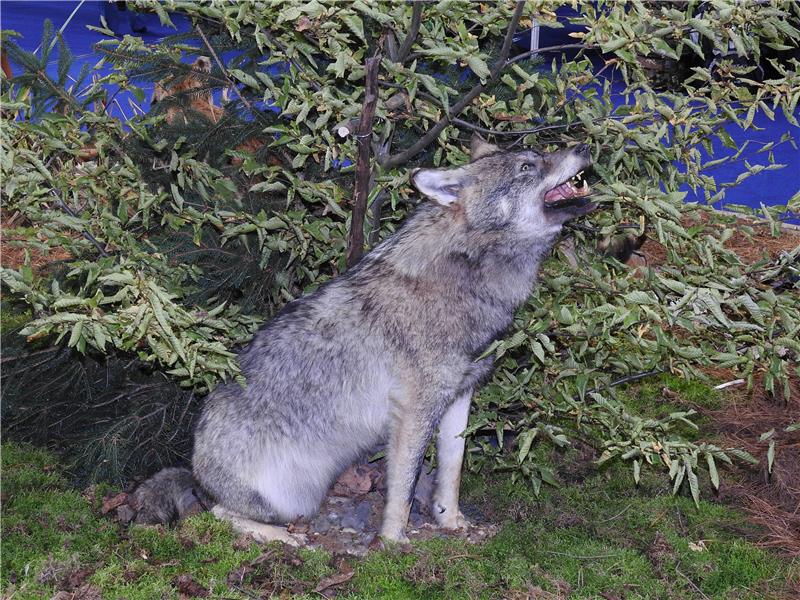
517, 429, 535, 464
229, 69, 261, 89
342, 14, 365, 41
466, 56, 491, 81
728, 448, 759, 465
706, 453, 719, 490
685, 459, 700, 508
68, 320, 84, 349
623, 291, 655, 305
539, 467, 559, 487
530, 340, 545, 364
651, 38, 678, 60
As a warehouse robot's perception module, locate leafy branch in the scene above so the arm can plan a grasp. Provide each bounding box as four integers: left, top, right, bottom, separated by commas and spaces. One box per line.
380, 0, 527, 169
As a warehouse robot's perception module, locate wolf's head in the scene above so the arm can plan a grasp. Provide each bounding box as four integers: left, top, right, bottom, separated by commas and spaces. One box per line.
412, 135, 595, 238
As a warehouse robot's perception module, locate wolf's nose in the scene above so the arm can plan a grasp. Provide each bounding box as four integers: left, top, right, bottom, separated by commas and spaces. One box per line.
574, 144, 590, 157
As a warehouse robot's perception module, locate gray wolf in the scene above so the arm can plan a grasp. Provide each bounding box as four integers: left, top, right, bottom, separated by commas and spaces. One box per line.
133, 135, 595, 545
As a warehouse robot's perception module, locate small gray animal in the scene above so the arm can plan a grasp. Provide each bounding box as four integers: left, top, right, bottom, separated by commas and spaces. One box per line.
133, 135, 595, 545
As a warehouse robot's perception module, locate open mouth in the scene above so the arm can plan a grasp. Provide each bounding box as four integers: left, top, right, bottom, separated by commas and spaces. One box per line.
543, 170, 592, 210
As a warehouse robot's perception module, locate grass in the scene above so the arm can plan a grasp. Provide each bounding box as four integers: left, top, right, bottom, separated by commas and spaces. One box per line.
2, 378, 797, 599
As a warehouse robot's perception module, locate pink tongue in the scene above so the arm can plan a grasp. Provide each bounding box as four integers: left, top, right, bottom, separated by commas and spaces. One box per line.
544, 183, 572, 202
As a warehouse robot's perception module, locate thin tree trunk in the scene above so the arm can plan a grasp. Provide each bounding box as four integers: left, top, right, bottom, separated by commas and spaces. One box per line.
346, 53, 381, 268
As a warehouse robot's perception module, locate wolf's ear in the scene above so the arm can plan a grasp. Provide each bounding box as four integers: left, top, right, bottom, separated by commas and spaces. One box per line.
412, 167, 467, 206
470, 134, 500, 162
193, 56, 212, 72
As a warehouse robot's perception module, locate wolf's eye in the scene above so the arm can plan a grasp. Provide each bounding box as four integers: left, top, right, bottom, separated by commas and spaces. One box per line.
520, 164, 529, 171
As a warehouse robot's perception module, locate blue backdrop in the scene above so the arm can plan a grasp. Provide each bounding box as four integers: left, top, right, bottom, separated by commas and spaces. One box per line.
2, 1, 798, 223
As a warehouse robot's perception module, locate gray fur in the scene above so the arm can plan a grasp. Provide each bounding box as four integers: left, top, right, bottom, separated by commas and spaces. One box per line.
131, 467, 210, 524
134, 137, 594, 542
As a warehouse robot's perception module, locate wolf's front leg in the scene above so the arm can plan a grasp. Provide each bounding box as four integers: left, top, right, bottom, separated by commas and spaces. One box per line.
433, 391, 472, 529
380, 409, 436, 544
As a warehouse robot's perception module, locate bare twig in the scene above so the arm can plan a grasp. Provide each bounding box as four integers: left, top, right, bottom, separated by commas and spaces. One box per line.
675, 563, 710, 599
346, 53, 382, 268
597, 505, 632, 523
507, 43, 591, 66
396, 1, 423, 64
380, 0, 527, 170
196, 25, 256, 113
602, 369, 664, 391
540, 551, 623, 560
450, 117, 609, 137
51, 190, 110, 257
368, 189, 388, 247
496, 2, 527, 67
196, 25, 296, 167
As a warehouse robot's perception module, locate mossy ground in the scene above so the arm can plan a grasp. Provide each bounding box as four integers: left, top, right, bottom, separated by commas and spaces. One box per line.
2, 378, 798, 599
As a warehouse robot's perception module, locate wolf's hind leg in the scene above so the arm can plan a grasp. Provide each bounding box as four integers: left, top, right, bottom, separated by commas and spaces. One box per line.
211, 506, 305, 547
433, 392, 472, 530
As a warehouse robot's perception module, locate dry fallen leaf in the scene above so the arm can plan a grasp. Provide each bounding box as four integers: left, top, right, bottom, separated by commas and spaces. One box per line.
688, 540, 707, 552
314, 567, 354, 594
331, 465, 376, 496
101, 492, 129, 515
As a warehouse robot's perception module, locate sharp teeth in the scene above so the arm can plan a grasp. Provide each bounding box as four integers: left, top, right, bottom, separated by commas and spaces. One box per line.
582, 181, 589, 190
577, 171, 584, 178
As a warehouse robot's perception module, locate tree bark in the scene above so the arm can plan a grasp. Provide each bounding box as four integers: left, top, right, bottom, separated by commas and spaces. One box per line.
346, 54, 382, 268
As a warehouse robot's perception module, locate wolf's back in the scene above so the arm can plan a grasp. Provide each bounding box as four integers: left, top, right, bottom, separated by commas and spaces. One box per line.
131, 467, 212, 524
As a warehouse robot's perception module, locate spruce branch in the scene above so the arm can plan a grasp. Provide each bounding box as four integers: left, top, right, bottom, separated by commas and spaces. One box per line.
195, 24, 256, 114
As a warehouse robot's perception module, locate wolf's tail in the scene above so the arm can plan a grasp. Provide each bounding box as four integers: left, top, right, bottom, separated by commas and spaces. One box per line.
131, 467, 213, 524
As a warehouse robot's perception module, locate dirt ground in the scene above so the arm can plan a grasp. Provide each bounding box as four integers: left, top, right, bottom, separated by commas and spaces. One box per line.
636, 212, 800, 268
713, 373, 800, 557
0, 210, 72, 272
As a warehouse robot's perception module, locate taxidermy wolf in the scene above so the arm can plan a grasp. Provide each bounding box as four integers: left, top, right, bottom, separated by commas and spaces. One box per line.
133, 135, 595, 545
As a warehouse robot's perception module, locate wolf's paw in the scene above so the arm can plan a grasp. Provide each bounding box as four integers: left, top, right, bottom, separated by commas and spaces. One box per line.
211, 505, 305, 547
254, 528, 306, 547
433, 505, 472, 530
378, 527, 411, 547
374, 534, 412, 553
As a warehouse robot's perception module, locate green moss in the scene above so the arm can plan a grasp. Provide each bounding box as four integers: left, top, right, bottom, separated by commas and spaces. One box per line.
2, 444, 119, 589
665, 373, 721, 408
0, 301, 32, 335
2, 441, 794, 599
672, 537, 782, 598
611, 373, 720, 441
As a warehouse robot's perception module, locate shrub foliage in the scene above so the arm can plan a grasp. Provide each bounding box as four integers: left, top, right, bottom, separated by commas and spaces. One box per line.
2, 1, 799, 496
